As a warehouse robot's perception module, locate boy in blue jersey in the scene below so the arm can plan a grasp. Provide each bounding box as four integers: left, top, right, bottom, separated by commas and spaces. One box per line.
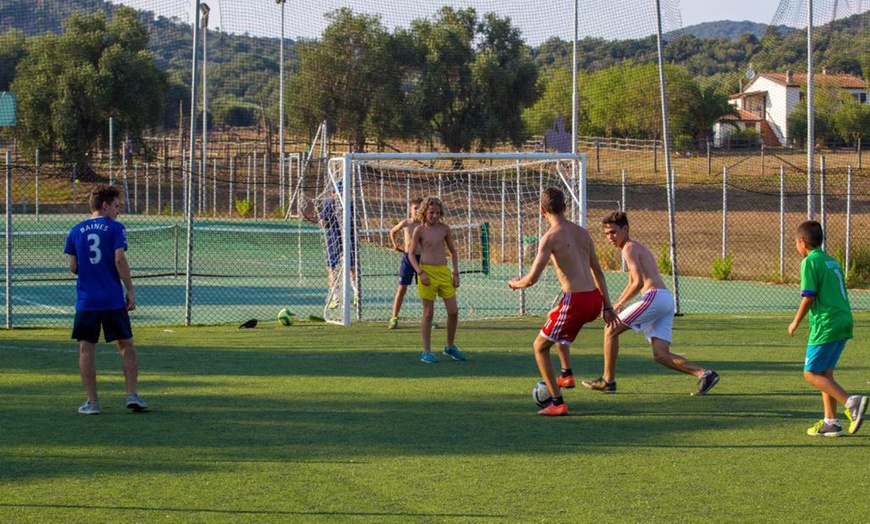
65, 185, 147, 415
789, 220, 867, 436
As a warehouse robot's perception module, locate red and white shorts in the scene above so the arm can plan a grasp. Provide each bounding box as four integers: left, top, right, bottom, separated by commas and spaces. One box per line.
619, 288, 674, 343
540, 290, 603, 345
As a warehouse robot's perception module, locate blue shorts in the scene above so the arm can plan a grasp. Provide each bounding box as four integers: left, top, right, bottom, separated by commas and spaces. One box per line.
398, 253, 421, 286
72, 309, 133, 344
804, 339, 847, 372
326, 233, 355, 270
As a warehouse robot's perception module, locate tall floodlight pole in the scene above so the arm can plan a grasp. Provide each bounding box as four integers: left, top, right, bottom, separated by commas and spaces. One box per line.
571, 0, 578, 156
572, 0, 585, 226
654, 0, 680, 314
806, 0, 815, 219
200, 3, 210, 214
185, 0, 202, 326
277, 0, 286, 212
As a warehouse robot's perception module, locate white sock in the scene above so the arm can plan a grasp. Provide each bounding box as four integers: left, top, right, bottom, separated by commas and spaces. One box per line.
824, 418, 838, 425
845, 395, 858, 409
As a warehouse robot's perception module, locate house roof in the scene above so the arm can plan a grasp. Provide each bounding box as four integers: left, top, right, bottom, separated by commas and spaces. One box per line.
719, 109, 763, 122
748, 72, 866, 90
729, 90, 768, 100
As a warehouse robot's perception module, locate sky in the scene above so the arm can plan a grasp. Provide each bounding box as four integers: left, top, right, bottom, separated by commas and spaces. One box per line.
111, 1, 852, 44
681, 0, 780, 27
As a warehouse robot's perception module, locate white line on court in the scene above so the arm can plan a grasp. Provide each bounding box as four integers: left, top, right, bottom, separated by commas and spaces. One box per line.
0, 292, 70, 313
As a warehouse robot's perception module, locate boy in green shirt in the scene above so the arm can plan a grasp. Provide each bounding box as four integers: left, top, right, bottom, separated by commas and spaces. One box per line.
788, 220, 867, 436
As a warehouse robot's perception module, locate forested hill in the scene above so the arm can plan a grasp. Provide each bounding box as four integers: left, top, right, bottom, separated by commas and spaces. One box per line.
680, 20, 768, 41
2, 0, 868, 88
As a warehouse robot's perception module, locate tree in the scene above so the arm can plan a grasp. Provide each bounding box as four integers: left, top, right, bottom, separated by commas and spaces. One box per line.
12, 7, 166, 167
834, 99, 870, 146
581, 61, 697, 140
688, 84, 738, 144
523, 68, 577, 136
286, 8, 406, 151
472, 12, 540, 150
409, 7, 479, 153
409, 7, 540, 153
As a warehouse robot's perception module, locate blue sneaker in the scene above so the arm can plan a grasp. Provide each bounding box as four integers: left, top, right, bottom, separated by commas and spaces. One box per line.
442, 345, 466, 361
421, 351, 439, 364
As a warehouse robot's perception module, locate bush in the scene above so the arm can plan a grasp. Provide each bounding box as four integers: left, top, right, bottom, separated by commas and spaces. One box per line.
833, 244, 870, 289
711, 253, 733, 281
673, 134, 697, 153
658, 243, 672, 276
235, 198, 252, 217
596, 244, 620, 271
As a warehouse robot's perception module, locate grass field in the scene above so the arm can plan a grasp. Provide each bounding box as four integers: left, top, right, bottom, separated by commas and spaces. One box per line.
1, 314, 869, 523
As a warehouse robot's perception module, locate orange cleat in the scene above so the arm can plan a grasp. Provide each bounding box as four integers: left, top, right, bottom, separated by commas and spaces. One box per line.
537, 402, 568, 416
557, 375, 576, 388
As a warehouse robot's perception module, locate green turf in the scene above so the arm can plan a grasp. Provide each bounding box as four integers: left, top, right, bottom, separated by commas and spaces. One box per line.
1, 314, 869, 523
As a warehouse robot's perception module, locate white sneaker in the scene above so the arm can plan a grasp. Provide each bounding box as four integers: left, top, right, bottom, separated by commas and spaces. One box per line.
845, 395, 868, 434
125, 394, 149, 412
78, 400, 101, 415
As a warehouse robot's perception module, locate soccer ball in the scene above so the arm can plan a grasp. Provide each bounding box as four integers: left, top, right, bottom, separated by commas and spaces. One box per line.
533, 380, 552, 408
277, 308, 295, 326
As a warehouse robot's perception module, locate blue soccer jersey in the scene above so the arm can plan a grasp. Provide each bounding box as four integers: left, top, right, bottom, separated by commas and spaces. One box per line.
64, 216, 128, 311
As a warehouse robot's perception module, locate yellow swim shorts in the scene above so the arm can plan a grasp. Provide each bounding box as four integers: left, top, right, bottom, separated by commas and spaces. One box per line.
417, 264, 456, 300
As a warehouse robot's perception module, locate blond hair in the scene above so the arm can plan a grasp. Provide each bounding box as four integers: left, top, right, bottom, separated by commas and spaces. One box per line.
418, 196, 444, 224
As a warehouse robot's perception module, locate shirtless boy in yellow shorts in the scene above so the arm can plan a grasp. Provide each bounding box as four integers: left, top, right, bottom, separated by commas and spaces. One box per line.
407, 197, 466, 363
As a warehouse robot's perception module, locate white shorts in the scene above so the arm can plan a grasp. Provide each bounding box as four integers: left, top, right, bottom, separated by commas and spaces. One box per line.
619, 288, 674, 343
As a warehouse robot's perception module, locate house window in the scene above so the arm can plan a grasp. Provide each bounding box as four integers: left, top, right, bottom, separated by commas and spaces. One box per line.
855, 92, 868, 103
799, 92, 805, 101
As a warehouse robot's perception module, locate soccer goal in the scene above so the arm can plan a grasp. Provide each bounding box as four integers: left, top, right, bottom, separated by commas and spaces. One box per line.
314, 152, 587, 326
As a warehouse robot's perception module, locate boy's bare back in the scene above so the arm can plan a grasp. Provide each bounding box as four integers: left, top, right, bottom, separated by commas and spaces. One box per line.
541, 218, 599, 293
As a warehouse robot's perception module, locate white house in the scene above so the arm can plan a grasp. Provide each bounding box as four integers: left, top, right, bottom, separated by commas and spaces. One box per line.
714, 70, 868, 147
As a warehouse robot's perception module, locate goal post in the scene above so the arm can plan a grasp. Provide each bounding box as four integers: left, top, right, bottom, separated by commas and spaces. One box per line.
319, 152, 587, 326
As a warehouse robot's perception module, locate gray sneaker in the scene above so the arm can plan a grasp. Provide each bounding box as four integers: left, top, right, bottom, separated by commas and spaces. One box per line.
807, 419, 843, 437
581, 377, 617, 393
125, 394, 149, 412
692, 371, 720, 396
442, 345, 466, 361
78, 400, 101, 415
845, 395, 868, 435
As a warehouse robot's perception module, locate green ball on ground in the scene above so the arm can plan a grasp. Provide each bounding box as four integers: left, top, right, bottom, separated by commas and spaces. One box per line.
278, 308, 295, 326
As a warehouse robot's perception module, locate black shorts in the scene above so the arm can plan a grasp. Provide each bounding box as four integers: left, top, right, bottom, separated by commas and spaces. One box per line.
72, 309, 133, 344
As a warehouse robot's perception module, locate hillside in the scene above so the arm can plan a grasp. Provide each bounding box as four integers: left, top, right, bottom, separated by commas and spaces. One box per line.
679, 20, 768, 41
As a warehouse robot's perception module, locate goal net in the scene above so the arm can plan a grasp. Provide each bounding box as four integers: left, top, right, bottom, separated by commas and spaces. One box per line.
314, 152, 587, 326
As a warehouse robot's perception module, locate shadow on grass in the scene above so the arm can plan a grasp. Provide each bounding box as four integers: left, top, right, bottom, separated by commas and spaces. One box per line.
0, 502, 506, 519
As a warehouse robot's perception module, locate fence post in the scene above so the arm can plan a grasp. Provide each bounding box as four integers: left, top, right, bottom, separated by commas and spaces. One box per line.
722, 166, 728, 258
621, 168, 627, 272
213, 158, 217, 217
820, 155, 826, 251
5, 150, 12, 328
466, 171, 472, 251
706, 139, 711, 175
229, 156, 234, 215
779, 165, 785, 282
500, 173, 506, 262
145, 164, 150, 215
134, 164, 138, 213
35, 148, 40, 221
846, 165, 852, 281
516, 160, 525, 316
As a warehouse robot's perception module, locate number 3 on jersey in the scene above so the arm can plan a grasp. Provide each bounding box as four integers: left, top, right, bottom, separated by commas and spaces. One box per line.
87, 233, 102, 264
